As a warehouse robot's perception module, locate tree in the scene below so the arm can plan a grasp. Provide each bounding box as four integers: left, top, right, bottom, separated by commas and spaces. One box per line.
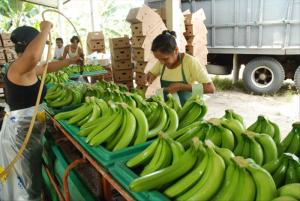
0, 0, 39, 32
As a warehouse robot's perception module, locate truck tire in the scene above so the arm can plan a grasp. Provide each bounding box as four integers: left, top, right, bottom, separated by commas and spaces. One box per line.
294, 66, 300, 91
206, 64, 232, 75
243, 57, 285, 94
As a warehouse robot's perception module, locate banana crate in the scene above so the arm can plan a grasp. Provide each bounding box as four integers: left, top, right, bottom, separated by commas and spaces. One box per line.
52, 145, 96, 201
58, 120, 152, 168
42, 165, 59, 201
69, 69, 107, 79
109, 161, 169, 201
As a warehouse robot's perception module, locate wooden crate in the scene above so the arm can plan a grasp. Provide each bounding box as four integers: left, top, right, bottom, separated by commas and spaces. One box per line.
113, 69, 133, 81
111, 48, 131, 61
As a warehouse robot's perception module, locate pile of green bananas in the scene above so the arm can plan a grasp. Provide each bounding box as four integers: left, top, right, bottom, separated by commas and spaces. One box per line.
55, 98, 149, 151
127, 134, 185, 176
44, 71, 69, 84
248, 115, 281, 145
272, 183, 300, 201
279, 122, 300, 156
233, 130, 278, 165
263, 153, 300, 187
165, 93, 182, 113
177, 95, 207, 129
129, 139, 278, 201
61, 65, 104, 75
45, 84, 82, 108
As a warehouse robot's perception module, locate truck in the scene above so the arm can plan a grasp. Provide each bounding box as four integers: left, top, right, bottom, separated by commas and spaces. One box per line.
146, 0, 300, 94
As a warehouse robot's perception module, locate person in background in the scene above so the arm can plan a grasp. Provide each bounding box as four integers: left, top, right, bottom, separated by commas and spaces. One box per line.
147, 30, 215, 105
53, 37, 64, 60
0, 22, 80, 201
62, 35, 83, 59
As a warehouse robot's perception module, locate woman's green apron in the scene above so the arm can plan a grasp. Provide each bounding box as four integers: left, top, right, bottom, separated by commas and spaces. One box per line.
160, 53, 192, 105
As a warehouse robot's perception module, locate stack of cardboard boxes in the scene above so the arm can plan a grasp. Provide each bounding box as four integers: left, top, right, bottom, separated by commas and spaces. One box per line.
109, 36, 133, 90
0, 33, 16, 65
183, 9, 208, 66
87, 32, 105, 54
126, 5, 166, 94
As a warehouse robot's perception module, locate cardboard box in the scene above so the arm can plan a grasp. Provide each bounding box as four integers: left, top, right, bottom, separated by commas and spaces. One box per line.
2, 39, 14, 47
131, 36, 146, 48
131, 22, 166, 37
88, 40, 105, 50
134, 59, 157, 73
184, 23, 207, 37
111, 48, 131, 61
109, 37, 130, 49
113, 69, 133, 81
135, 72, 147, 85
0, 52, 5, 60
116, 80, 134, 90
136, 84, 148, 91
87, 32, 104, 47
132, 48, 154, 62
126, 5, 161, 24
184, 9, 206, 25
1, 33, 11, 40
112, 59, 132, 70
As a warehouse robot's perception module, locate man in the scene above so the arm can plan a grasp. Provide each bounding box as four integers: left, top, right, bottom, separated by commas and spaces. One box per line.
53, 37, 64, 60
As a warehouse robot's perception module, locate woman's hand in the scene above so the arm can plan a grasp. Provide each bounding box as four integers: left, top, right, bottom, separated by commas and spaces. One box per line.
40, 21, 53, 32
147, 72, 156, 84
69, 55, 81, 65
166, 83, 191, 94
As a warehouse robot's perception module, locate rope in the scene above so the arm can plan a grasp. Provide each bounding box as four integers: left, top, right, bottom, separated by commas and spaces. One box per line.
0, 9, 83, 181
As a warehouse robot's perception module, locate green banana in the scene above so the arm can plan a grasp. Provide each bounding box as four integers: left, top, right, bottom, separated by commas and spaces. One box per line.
126, 139, 159, 168
263, 157, 283, 174
212, 163, 240, 201
285, 161, 298, 184
231, 167, 256, 201
255, 133, 278, 164
248, 137, 264, 165
277, 183, 300, 200
129, 107, 148, 145
168, 139, 185, 164
271, 196, 298, 201
113, 109, 137, 151
129, 145, 197, 192
246, 158, 277, 201
106, 112, 127, 150
164, 152, 208, 198
54, 103, 86, 120
223, 109, 245, 128
67, 104, 93, 125
163, 106, 179, 135
168, 121, 202, 139
213, 146, 235, 166
272, 158, 289, 187
286, 132, 300, 155
148, 106, 168, 138
88, 111, 123, 146
177, 145, 225, 201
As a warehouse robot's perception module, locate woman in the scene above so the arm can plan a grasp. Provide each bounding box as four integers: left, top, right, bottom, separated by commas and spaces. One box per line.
62, 35, 83, 59
0, 22, 80, 201
147, 30, 215, 105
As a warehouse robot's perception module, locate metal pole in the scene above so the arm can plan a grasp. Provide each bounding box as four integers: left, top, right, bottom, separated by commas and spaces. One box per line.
89, 0, 95, 32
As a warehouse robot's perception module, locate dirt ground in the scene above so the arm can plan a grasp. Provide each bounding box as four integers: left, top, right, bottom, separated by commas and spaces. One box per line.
204, 91, 299, 139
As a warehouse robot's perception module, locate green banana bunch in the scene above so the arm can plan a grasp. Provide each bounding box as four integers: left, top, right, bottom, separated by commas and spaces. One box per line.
223, 109, 245, 128
205, 118, 235, 151
176, 140, 226, 201
168, 121, 203, 139
129, 138, 199, 192
178, 95, 207, 129
235, 130, 278, 166
275, 183, 300, 200
263, 153, 300, 187
46, 84, 82, 108
165, 93, 182, 113
175, 122, 207, 147
44, 71, 69, 84
221, 117, 245, 149
248, 115, 281, 144
280, 122, 300, 157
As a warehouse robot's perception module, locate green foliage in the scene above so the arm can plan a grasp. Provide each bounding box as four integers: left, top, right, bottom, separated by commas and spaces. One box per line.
0, 0, 39, 31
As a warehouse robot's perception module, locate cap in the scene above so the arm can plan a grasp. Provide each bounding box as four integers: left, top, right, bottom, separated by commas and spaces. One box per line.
11, 26, 39, 47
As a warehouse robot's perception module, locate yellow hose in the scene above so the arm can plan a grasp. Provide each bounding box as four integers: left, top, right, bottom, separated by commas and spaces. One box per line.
0, 9, 83, 181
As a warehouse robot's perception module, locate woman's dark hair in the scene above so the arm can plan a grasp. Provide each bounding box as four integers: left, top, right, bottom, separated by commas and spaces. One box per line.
151, 30, 177, 54
70, 36, 79, 43
56, 37, 63, 43
11, 26, 39, 53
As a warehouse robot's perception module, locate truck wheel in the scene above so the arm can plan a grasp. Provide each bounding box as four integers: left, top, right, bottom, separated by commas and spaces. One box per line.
243, 57, 285, 94
294, 66, 300, 91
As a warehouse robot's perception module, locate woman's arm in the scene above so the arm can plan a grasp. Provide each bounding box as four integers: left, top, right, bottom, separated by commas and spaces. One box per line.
36, 56, 80, 75
166, 82, 215, 94
62, 45, 69, 59
9, 21, 52, 76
